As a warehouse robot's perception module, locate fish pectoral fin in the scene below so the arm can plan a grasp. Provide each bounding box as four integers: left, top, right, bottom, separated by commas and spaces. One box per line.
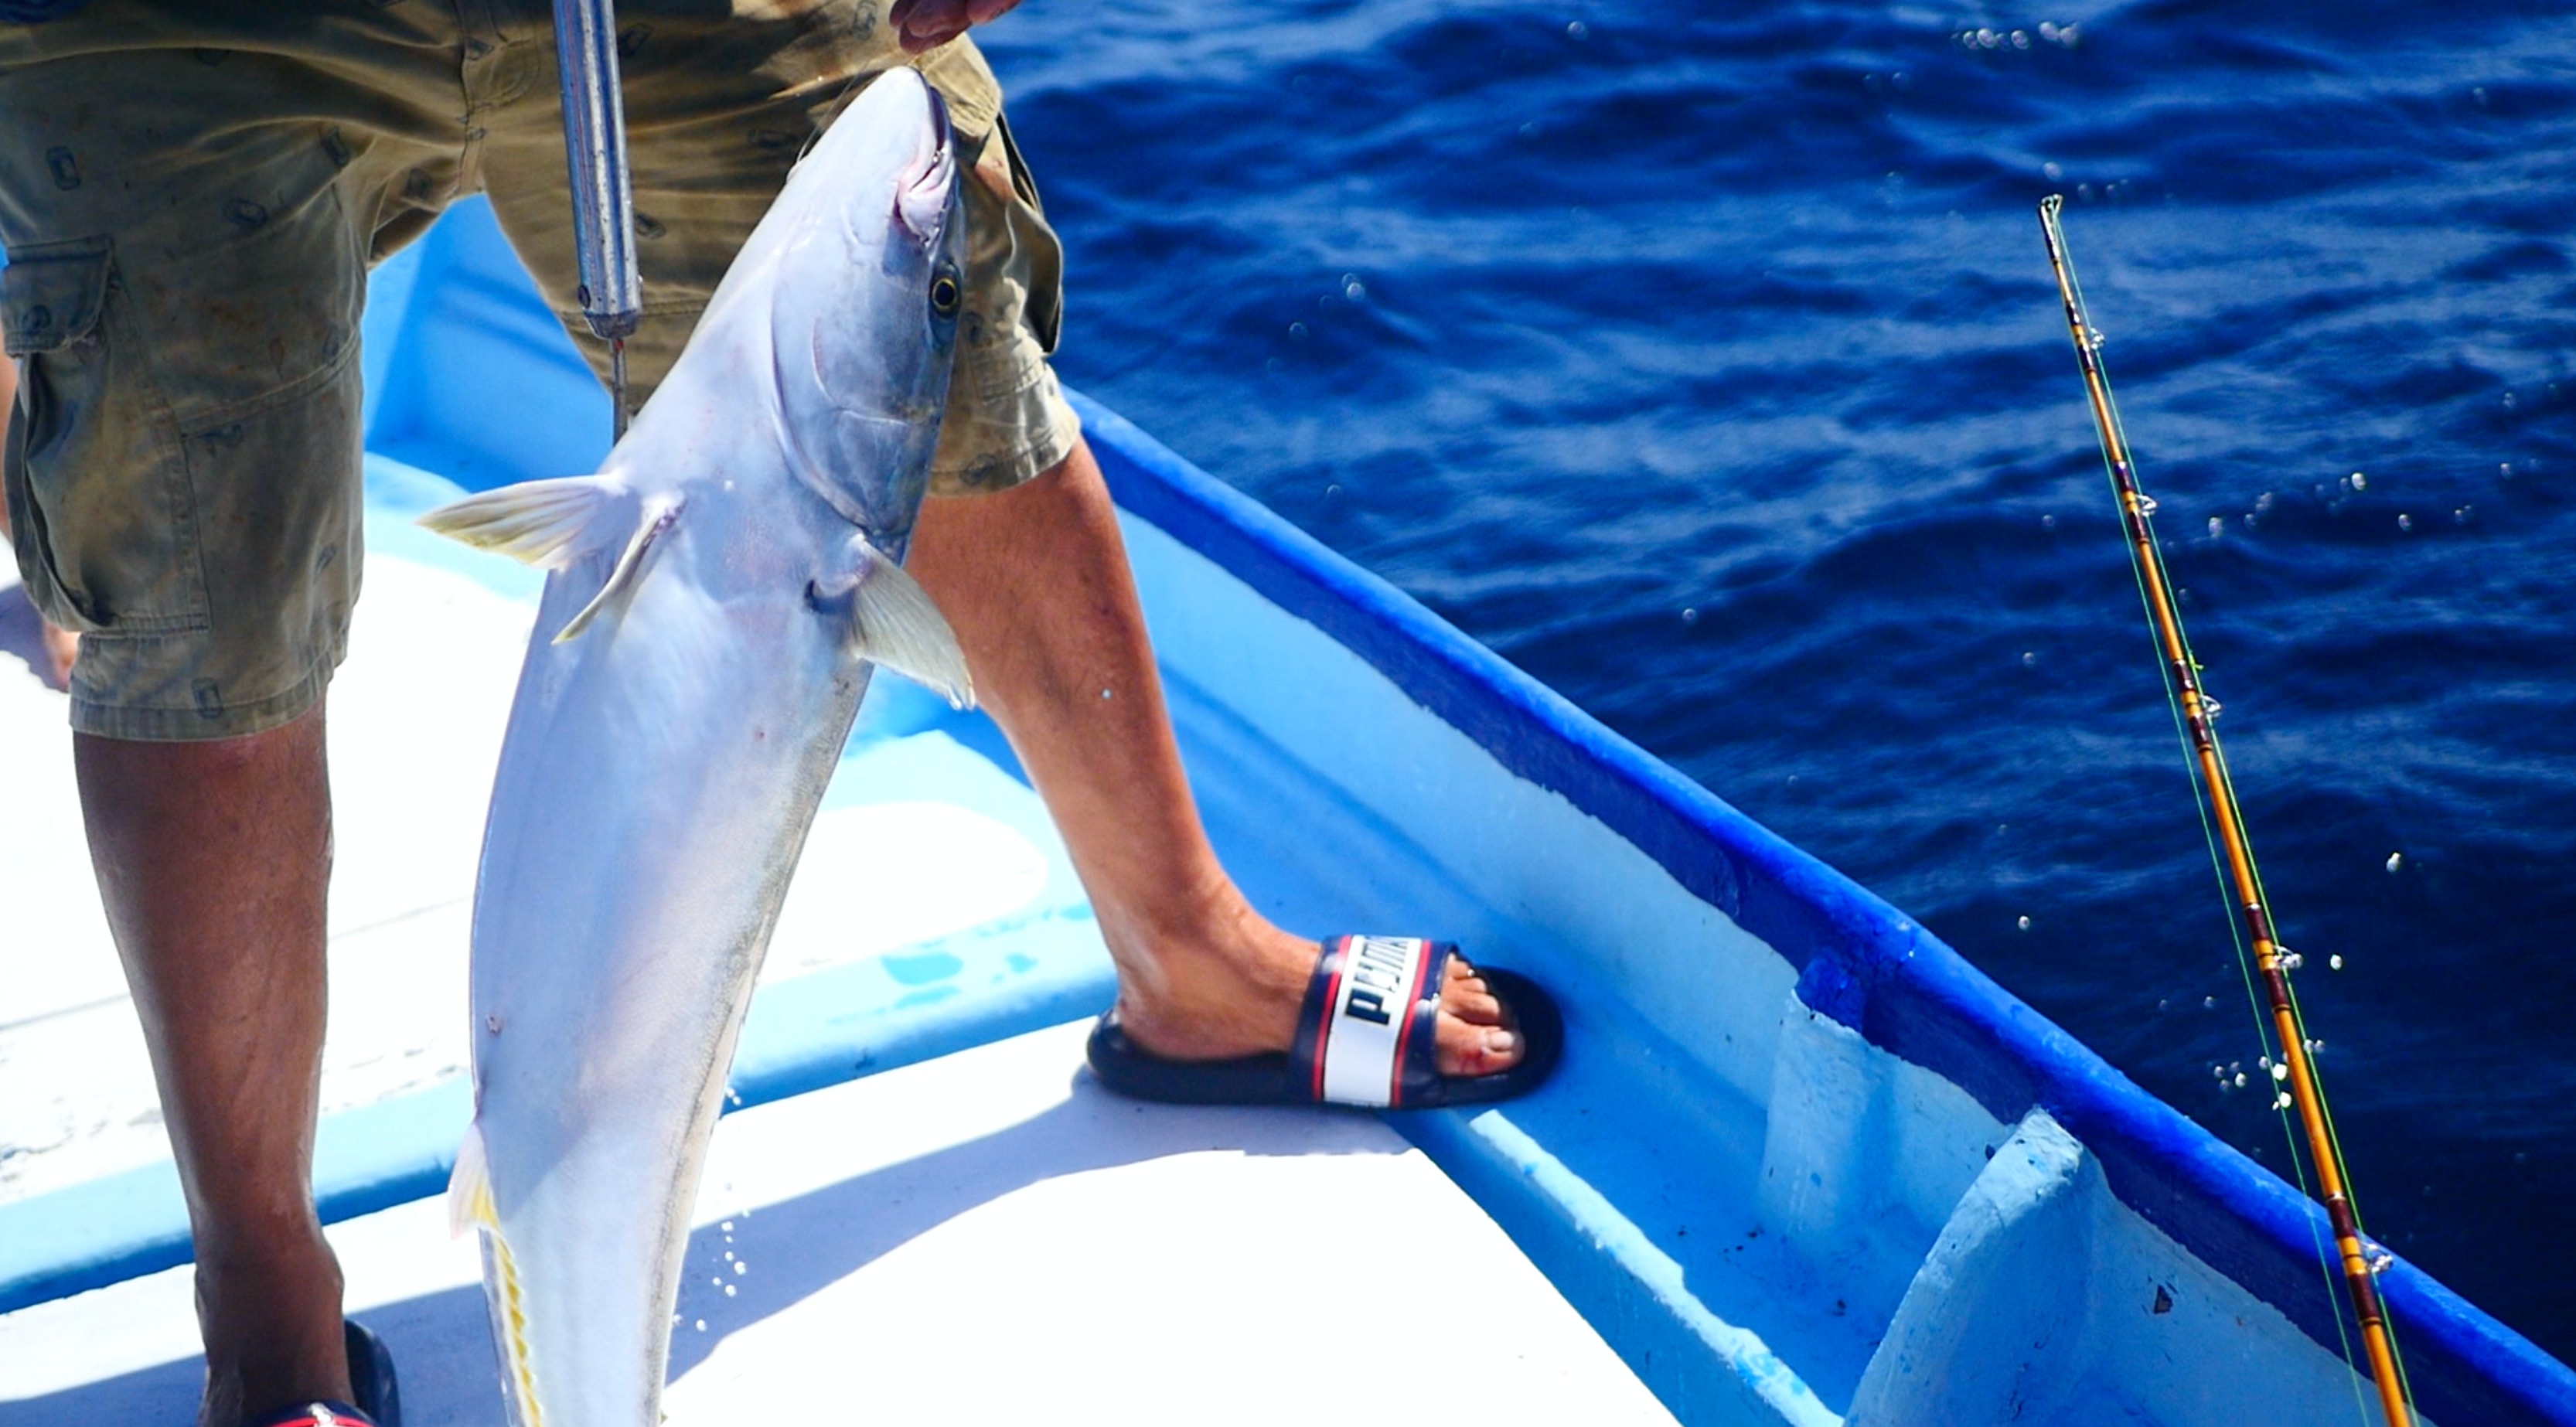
447, 1121, 496, 1240
417, 474, 628, 569
813, 537, 976, 709
554, 496, 682, 644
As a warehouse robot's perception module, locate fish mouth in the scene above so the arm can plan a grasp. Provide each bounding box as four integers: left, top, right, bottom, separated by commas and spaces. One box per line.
894, 86, 954, 243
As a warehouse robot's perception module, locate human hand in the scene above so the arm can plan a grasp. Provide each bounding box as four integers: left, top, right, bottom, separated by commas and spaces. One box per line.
888, 0, 1023, 53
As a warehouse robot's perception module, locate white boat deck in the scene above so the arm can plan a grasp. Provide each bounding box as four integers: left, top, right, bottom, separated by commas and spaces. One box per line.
0, 1021, 1671, 1425
0, 499, 1672, 1425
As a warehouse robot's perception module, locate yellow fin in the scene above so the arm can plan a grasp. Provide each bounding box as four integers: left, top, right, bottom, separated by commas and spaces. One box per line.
447, 1121, 496, 1239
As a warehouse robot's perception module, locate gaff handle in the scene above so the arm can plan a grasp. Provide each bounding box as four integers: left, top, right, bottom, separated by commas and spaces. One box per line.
552, 0, 642, 344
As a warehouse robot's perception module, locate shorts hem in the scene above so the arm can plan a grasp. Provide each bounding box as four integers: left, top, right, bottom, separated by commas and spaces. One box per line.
66, 641, 342, 742
928, 383, 1084, 499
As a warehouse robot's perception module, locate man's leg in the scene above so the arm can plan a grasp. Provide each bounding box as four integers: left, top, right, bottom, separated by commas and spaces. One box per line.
907, 438, 1525, 1078
76, 711, 349, 1427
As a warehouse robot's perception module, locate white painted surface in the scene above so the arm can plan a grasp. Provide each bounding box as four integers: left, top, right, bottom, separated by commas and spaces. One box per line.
0, 1020, 1674, 1426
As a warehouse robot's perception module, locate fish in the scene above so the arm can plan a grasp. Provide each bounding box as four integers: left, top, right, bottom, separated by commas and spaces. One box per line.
417, 66, 970, 1427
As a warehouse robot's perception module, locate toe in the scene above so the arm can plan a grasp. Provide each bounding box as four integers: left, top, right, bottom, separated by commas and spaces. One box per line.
1435, 959, 1525, 1078
1442, 959, 1505, 1025
1436, 1016, 1523, 1077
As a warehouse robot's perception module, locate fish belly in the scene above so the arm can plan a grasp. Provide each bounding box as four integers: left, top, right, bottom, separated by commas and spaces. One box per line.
467, 533, 868, 1427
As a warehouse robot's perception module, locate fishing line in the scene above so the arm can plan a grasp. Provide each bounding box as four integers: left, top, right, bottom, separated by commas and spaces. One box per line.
2037, 196, 2417, 1427
2128, 513, 2372, 1418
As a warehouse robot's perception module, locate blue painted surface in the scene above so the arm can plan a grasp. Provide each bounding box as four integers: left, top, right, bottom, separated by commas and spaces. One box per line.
1071, 393, 2576, 1424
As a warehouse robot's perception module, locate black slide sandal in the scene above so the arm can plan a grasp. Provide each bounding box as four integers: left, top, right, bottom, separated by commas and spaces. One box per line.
1086, 936, 1562, 1109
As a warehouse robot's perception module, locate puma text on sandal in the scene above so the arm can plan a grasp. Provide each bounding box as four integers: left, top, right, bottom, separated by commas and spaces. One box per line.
1086, 936, 1562, 1109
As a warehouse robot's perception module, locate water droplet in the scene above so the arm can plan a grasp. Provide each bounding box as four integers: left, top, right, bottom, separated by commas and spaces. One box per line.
721, 1221, 734, 1232
2350, 471, 2368, 489
2503, 390, 2518, 409
1287, 321, 1307, 339
2207, 516, 2223, 537
2386, 851, 2404, 873
733, 1261, 746, 1275
2041, 513, 2056, 529
1682, 607, 1699, 624
2021, 651, 2036, 666
2011, 29, 2030, 48
1344, 280, 1366, 301
2043, 162, 2063, 180
2501, 462, 2513, 478
2397, 513, 2413, 531
2234, 1071, 2248, 1087
1101, 687, 1113, 700
2017, 914, 2031, 930
2455, 506, 2471, 525
2204, 996, 2217, 1008
2272, 1063, 2289, 1081
1566, 19, 1588, 39
724, 1283, 737, 1296
486, 1013, 503, 1034
2329, 954, 2345, 971
695, 1319, 707, 1331
2274, 1092, 2294, 1110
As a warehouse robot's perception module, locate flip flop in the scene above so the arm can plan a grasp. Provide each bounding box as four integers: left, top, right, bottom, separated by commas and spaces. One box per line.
1086, 936, 1562, 1109
238, 1320, 402, 1427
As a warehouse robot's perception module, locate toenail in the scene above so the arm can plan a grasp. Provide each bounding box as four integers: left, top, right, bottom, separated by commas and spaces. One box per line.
1485, 1029, 1520, 1055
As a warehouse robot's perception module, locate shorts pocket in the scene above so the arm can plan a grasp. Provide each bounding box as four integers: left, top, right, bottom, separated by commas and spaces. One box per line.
2, 234, 210, 637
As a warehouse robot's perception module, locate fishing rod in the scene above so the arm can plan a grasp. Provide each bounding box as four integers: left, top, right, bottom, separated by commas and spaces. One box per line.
2036, 195, 2415, 1427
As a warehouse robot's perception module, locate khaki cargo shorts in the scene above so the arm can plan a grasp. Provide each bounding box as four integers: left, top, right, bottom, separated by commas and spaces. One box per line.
0, 0, 1081, 741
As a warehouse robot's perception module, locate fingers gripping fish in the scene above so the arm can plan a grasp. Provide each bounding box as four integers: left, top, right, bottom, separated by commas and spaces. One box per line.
417, 69, 971, 1427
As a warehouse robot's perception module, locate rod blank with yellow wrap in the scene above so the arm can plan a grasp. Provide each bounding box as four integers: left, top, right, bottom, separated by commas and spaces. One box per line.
2036, 194, 2414, 1427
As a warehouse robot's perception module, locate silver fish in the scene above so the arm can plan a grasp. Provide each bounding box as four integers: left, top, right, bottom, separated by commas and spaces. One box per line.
419, 67, 971, 1427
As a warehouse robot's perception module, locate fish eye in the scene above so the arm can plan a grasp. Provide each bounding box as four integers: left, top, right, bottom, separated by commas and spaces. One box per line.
929, 272, 960, 317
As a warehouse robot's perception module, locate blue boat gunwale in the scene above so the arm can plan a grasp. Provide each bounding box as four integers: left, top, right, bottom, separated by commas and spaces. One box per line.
1066, 391, 2576, 1427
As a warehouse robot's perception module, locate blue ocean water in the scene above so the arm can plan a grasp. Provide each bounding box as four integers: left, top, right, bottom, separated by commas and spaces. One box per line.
977, 0, 2576, 1364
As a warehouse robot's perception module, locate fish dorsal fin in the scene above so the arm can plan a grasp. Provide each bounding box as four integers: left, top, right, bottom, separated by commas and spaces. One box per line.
448, 1120, 496, 1239
554, 497, 680, 644
809, 536, 976, 708
417, 475, 626, 569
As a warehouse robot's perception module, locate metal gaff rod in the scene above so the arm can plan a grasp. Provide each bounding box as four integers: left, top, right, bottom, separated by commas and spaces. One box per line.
551, 0, 643, 441
2036, 195, 2414, 1427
